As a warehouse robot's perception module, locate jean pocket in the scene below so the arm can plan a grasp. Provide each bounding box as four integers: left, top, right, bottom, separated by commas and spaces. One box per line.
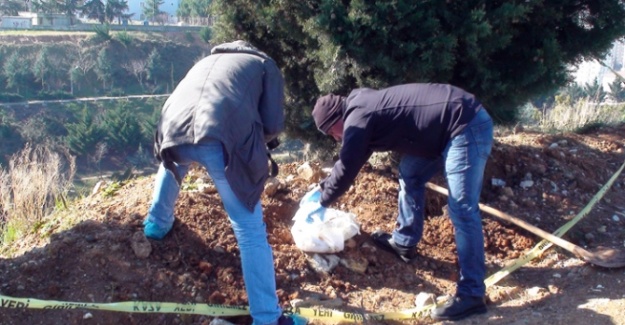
469, 118, 493, 159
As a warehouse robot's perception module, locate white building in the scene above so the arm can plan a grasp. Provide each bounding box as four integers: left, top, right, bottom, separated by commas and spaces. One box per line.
573, 41, 625, 89
2, 13, 73, 28
1, 16, 32, 28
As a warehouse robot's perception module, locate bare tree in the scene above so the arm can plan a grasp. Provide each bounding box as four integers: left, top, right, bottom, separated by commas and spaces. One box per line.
121, 58, 148, 89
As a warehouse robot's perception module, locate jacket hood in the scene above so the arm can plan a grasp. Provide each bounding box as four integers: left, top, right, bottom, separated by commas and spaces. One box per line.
210, 40, 272, 61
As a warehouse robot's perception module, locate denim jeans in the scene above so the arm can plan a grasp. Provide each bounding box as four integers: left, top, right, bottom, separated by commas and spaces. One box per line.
146, 140, 282, 325
394, 108, 493, 297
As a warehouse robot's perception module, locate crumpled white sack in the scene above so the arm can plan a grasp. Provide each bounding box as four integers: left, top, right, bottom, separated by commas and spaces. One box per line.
290, 203, 360, 253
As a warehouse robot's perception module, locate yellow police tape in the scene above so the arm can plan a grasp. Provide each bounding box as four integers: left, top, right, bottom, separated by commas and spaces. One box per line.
1, 160, 623, 323
484, 157, 625, 288
0, 294, 432, 322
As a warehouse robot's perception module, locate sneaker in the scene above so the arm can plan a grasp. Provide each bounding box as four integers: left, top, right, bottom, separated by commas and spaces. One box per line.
143, 219, 173, 240
277, 314, 308, 325
371, 230, 417, 263
430, 294, 487, 321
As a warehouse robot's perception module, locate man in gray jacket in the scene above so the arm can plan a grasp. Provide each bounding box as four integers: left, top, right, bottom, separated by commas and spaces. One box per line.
145, 40, 304, 325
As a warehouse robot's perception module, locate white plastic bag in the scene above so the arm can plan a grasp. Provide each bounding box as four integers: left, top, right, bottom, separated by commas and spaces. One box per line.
290, 203, 360, 253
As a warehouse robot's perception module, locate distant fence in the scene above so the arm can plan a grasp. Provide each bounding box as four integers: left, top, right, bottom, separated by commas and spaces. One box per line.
0, 23, 205, 33
0, 94, 171, 109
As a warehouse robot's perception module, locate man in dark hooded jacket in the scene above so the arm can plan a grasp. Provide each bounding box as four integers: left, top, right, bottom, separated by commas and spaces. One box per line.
307, 83, 494, 321
146, 40, 305, 325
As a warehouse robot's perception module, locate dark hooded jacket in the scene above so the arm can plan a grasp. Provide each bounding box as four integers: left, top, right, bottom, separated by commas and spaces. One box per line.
320, 83, 482, 206
154, 41, 285, 211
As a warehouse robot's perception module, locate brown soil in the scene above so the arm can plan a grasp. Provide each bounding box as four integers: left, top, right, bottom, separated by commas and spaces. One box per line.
1, 125, 625, 325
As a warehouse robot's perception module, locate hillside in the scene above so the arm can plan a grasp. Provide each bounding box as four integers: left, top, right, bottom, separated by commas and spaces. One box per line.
0, 30, 210, 100
1, 125, 625, 325
0, 30, 212, 172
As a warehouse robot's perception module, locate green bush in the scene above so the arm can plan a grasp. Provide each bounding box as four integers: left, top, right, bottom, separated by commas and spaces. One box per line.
114, 30, 133, 46
92, 23, 112, 42
199, 26, 211, 43
184, 31, 195, 43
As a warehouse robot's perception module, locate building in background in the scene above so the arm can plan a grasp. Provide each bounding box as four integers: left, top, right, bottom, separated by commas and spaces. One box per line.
1, 16, 32, 28
574, 41, 625, 89
2, 12, 72, 28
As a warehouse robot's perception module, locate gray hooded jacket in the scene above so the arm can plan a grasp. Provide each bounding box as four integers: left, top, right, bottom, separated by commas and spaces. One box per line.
154, 41, 285, 211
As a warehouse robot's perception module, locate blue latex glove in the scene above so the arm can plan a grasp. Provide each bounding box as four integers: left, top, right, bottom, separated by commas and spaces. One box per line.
300, 187, 322, 206
305, 201, 326, 223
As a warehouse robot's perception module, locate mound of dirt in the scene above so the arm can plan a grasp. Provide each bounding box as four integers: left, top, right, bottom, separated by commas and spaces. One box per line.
1, 125, 625, 325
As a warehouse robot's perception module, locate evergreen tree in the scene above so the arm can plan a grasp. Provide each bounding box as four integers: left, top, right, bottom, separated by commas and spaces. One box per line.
30, 0, 55, 13
65, 107, 103, 156
101, 101, 142, 153
210, 0, 625, 142
53, 0, 82, 24
3, 51, 32, 94
177, 0, 211, 22
143, 0, 164, 23
608, 79, 625, 102
139, 104, 161, 144
583, 78, 607, 102
33, 47, 51, 91
95, 47, 113, 90
0, 0, 26, 15
146, 48, 167, 85
105, 0, 131, 24
82, 0, 106, 23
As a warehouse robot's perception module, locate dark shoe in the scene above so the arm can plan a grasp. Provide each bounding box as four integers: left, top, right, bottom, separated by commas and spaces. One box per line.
430, 295, 487, 321
371, 230, 417, 263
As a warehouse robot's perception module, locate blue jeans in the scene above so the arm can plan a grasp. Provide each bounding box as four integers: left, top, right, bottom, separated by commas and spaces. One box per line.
394, 108, 493, 297
146, 141, 282, 325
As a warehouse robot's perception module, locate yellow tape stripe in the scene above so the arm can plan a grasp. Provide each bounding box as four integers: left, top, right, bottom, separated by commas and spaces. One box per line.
286, 304, 433, 322
0, 295, 249, 316
485, 158, 625, 288
2, 159, 623, 322
0, 293, 433, 322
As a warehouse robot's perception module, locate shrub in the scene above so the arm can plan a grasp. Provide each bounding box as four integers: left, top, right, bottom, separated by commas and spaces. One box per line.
536, 99, 625, 132
0, 145, 75, 247
184, 30, 195, 43
199, 26, 211, 44
92, 23, 112, 42
114, 30, 133, 46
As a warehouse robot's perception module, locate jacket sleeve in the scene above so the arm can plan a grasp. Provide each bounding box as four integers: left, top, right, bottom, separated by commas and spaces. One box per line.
258, 58, 285, 142
319, 126, 373, 207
